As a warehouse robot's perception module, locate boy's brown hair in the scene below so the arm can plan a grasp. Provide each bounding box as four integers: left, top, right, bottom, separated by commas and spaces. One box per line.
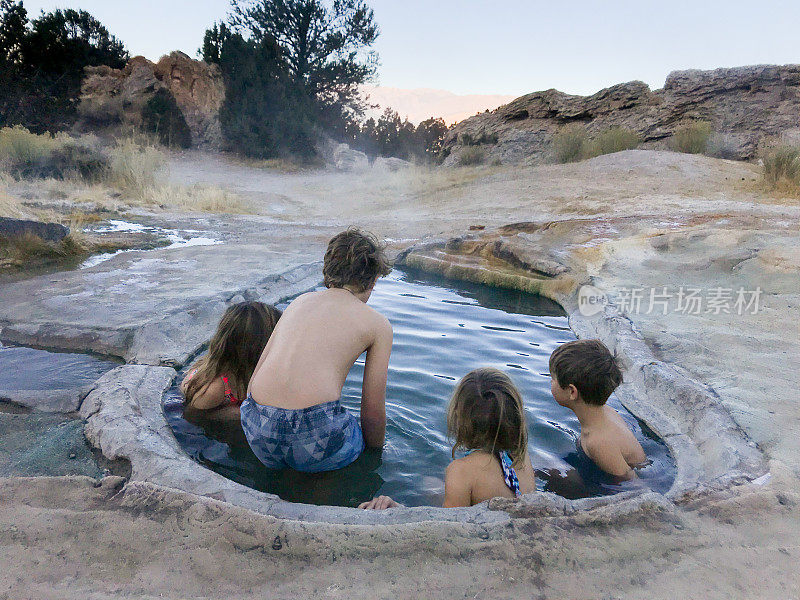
447, 367, 529, 466
549, 339, 622, 405
323, 228, 391, 293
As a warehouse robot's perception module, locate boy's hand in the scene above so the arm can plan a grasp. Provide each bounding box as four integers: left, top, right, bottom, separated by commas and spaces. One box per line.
358, 495, 400, 510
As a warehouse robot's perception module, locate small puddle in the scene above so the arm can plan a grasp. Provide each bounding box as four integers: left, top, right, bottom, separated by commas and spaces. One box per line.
79, 219, 223, 269
165, 268, 675, 507
0, 344, 121, 478
0, 345, 120, 391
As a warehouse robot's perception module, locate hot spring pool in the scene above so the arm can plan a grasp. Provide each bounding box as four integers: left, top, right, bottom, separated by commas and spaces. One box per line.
164, 268, 674, 507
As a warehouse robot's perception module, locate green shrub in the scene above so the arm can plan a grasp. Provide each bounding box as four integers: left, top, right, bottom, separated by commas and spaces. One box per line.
589, 127, 640, 156
761, 145, 800, 189
672, 121, 712, 154
553, 124, 588, 163
0, 126, 108, 179
142, 89, 192, 149
458, 131, 498, 146
458, 146, 485, 166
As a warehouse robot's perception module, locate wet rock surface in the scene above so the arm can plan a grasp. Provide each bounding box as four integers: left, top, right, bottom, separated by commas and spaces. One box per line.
0, 411, 101, 478
0, 230, 324, 365
0, 346, 119, 412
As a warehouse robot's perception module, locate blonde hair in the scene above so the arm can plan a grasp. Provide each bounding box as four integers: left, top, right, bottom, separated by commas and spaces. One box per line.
446, 367, 529, 466
183, 302, 281, 404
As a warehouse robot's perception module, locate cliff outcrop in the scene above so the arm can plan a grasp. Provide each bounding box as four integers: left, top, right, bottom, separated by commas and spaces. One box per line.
77, 52, 224, 149
443, 64, 800, 165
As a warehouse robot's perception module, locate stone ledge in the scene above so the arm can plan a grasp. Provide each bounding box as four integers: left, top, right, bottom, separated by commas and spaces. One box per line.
0, 384, 95, 413
0, 261, 323, 367
83, 363, 693, 526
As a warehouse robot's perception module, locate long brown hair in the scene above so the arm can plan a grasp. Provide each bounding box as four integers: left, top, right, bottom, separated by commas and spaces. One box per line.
446, 367, 529, 466
183, 302, 281, 404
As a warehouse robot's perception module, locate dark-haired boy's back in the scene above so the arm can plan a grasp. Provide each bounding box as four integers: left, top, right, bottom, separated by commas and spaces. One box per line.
549, 340, 646, 480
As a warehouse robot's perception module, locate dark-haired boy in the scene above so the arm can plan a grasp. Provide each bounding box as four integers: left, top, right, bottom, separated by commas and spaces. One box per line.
549, 340, 646, 480
244, 228, 393, 472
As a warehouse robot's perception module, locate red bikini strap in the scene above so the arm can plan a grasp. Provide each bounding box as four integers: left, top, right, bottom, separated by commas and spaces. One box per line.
222, 375, 238, 404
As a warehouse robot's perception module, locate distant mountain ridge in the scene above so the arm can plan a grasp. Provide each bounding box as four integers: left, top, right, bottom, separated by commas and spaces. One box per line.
361, 85, 515, 125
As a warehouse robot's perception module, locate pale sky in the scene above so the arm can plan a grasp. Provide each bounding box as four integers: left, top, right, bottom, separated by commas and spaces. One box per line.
20, 0, 800, 96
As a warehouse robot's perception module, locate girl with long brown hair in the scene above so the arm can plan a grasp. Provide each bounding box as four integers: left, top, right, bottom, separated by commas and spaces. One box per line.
181, 302, 281, 418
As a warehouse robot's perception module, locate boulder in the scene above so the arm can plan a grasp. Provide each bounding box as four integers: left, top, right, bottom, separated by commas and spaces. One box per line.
373, 156, 412, 172
0, 217, 69, 243
331, 143, 369, 172
78, 52, 225, 149
443, 63, 800, 164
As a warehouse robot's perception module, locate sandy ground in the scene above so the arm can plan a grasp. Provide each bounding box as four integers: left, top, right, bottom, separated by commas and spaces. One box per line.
2, 149, 800, 599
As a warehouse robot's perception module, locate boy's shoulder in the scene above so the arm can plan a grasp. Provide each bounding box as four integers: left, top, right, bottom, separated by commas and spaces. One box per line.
354, 300, 392, 332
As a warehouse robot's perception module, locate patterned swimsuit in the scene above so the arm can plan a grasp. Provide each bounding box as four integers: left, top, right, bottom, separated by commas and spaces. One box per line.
498, 451, 521, 497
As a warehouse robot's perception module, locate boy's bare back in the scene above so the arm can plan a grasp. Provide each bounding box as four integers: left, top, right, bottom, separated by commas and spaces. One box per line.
248, 287, 393, 446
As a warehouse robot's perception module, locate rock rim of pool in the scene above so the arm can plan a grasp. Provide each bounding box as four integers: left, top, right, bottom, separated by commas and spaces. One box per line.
78, 237, 767, 525
0, 260, 323, 367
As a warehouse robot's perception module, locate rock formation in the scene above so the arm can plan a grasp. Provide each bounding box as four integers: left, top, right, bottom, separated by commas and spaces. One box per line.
77, 52, 224, 149
443, 64, 800, 165
0, 217, 69, 243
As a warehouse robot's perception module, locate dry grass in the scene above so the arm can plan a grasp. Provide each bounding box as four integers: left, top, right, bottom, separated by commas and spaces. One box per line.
672, 121, 712, 154
146, 184, 252, 213
588, 127, 640, 157
234, 155, 310, 173
761, 145, 800, 197
107, 138, 167, 198
0, 130, 252, 214
0, 126, 108, 180
552, 124, 589, 163
0, 231, 89, 267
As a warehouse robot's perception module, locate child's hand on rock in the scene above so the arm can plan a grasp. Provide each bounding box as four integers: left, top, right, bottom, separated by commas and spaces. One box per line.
358, 495, 400, 510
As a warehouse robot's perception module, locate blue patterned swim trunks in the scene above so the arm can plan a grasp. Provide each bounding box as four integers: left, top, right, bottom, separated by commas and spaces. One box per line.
240, 395, 365, 473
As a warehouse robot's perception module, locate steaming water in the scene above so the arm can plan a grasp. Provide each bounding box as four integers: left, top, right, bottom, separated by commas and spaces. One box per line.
164, 269, 675, 507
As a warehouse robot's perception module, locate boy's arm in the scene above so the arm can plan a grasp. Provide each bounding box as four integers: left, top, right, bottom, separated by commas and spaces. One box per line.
360, 316, 393, 448
443, 460, 472, 507
584, 439, 636, 480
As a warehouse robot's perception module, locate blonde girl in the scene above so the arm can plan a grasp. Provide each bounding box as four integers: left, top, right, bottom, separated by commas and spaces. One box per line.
360, 367, 536, 509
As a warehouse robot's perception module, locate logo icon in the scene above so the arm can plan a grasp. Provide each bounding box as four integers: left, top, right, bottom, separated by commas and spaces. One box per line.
577, 285, 608, 317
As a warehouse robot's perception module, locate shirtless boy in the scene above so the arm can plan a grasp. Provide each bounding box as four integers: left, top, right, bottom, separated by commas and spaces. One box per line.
549, 340, 647, 480
243, 228, 393, 472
